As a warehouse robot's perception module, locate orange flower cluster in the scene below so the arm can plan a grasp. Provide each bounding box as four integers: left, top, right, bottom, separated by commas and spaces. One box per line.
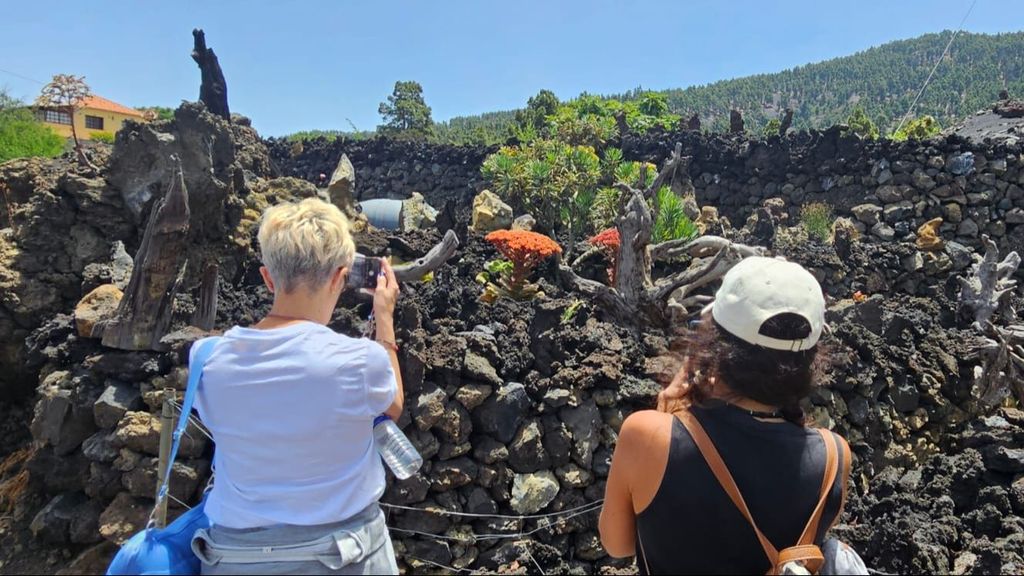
485, 230, 562, 266
587, 228, 620, 250
485, 230, 562, 291
588, 228, 620, 284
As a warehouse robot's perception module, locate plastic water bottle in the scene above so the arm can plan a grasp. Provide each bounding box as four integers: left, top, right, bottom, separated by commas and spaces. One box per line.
373, 415, 422, 480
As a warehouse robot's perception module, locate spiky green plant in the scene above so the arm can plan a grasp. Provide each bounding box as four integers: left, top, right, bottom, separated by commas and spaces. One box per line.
652, 187, 699, 244
590, 187, 621, 231
601, 147, 624, 181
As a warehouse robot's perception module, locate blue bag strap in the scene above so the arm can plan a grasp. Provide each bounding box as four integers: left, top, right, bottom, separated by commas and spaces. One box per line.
151, 337, 220, 523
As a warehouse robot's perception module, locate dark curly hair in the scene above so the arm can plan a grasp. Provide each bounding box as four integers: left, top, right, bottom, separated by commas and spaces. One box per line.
666, 313, 828, 426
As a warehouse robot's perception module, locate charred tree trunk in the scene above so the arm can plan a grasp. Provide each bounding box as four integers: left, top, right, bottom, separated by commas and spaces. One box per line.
191, 262, 219, 331
191, 29, 230, 119
779, 108, 794, 136
99, 162, 191, 350
729, 110, 744, 134
686, 114, 701, 131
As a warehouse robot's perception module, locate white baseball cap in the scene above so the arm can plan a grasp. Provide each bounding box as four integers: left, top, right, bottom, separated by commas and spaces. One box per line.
704, 257, 826, 351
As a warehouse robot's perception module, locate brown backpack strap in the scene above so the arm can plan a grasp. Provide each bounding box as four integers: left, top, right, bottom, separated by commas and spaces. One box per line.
675, 410, 779, 563
675, 411, 841, 574
836, 434, 853, 526
796, 430, 840, 546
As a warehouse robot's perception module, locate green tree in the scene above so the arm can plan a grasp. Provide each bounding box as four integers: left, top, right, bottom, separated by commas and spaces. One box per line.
0, 89, 64, 163
845, 106, 879, 139
762, 118, 782, 137
890, 115, 941, 141
378, 81, 434, 139
513, 89, 560, 138
637, 91, 669, 117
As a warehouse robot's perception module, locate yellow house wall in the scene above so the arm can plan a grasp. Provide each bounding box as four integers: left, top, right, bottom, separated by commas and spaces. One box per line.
43, 106, 143, 140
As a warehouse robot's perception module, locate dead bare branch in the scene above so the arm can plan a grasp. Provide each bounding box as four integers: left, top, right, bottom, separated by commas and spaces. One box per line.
393, 230, 460, 283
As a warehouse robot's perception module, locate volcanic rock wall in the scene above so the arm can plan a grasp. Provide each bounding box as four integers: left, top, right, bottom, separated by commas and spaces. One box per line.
4, 113, 1024, 573
273, 128, 1024, 269
266, 137, 495, 209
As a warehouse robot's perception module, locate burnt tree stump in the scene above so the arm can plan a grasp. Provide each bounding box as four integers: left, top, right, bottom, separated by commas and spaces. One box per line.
99, 162, 191, 351
686, 114, 701, 131
779, 108, 793, 136
192, 29, 230, 119
729, 109, 744, 133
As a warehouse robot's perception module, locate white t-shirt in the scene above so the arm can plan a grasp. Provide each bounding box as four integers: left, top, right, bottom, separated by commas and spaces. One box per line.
190, 321, 397, 529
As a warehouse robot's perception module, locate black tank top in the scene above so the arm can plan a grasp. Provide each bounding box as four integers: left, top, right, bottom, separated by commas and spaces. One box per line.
635, 403, 846, 575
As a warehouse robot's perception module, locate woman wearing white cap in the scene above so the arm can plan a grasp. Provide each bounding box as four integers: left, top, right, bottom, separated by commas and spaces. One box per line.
599, 257, 853, 575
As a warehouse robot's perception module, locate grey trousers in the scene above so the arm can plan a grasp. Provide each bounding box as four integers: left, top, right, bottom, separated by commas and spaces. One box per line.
192, 503, 398, 575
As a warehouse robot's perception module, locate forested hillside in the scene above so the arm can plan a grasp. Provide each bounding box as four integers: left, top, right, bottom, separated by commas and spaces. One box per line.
657, 31, 1024, 132
287, 30, 1024, 143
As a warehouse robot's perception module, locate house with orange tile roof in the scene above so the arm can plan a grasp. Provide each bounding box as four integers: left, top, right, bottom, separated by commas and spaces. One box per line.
35, 94, 146, 140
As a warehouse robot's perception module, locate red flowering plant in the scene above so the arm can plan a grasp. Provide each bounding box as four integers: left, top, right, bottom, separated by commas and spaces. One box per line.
481, 230, 562, 302
587, 228, 620, 284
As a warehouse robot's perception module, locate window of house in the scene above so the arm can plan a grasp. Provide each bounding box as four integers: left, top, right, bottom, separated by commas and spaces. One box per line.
41, 109, 72, 125
85, 115, 104, 130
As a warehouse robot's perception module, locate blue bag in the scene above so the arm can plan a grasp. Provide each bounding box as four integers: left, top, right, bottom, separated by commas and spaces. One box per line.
107, 338, 220, 576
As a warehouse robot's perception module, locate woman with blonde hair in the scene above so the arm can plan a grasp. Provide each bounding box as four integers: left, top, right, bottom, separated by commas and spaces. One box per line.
188, 198, 403, 574
600, 257, 852, 574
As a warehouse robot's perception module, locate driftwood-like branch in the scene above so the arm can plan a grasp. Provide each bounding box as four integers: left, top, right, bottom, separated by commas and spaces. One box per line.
393, 230, 460, 283
649, 235, 766, 262
957, 235, 1020, 329
650, 248, 730, 302
100, 160, 191, 351
571, 246, 603, 268
191, 262, 219, 331
959, 236, 1024, 413
646, 143, 686, 202
557, 262, 633, 319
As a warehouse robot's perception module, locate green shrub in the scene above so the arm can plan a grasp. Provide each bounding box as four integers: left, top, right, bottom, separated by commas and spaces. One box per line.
652, 187, 699, 243
845, 106, 879, 139
762, 118, 781, 137
0, 108, 64, 163
890, 115, 941, 141
800, 202, 835, 242
90, 131, 115, 144
481, 139, 601, 233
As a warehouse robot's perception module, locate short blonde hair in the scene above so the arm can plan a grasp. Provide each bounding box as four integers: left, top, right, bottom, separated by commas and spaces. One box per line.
257, 198, 356, 293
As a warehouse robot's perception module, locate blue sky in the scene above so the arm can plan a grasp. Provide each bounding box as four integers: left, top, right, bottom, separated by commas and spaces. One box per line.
1, 0, 1020, 136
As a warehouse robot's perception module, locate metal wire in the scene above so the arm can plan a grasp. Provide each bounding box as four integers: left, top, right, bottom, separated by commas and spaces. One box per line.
380, 499, 604, 521
169, 400, 215, 441
386, 502, 603, 544
894, 0, 978, 133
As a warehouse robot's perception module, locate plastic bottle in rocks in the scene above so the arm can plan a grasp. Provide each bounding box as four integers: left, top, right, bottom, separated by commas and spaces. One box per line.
373, 415, 423, 479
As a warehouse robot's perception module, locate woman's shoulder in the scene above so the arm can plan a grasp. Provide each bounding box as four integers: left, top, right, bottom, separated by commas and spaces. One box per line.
617, 410, 676, 453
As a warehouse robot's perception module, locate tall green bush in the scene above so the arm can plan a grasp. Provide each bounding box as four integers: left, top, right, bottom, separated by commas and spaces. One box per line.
480, 139, 601, 233
0, 102, 65, 163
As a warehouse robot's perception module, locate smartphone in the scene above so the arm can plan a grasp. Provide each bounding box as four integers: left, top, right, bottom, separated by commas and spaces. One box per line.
347, 254, 382, 292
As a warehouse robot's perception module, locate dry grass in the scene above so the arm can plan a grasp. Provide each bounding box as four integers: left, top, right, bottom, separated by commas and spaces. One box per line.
0, 448, 33, 514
